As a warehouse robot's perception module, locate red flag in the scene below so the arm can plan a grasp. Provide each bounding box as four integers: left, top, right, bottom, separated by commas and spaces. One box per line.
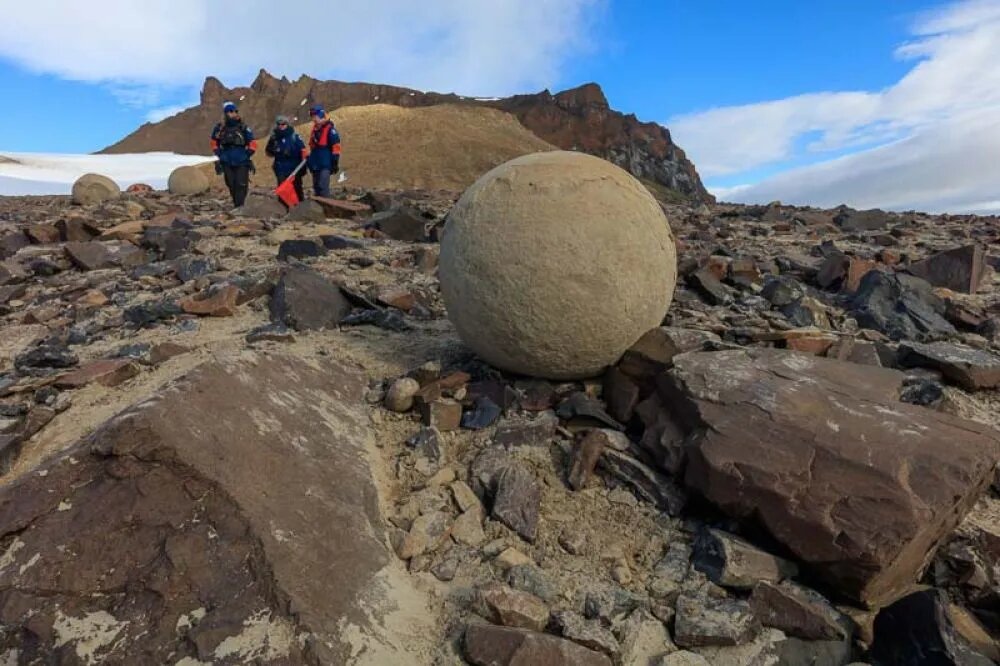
275, 176, 300, 208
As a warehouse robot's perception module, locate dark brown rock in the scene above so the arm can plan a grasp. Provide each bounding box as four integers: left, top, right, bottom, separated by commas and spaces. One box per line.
25, 223, 61, 244
64, 241, 113, 270
492, 411, 558, 447
370, 206, 427, 242
604, 367, 640, 422
478, 584, 550, 631
568, 429, 607, 490
687, 268, 731, 305
693, 528, 798, 590
907, 244, 986, 294
598, 449, 686, 515
749, 581, 849, 641
419, 398, 462, 431
0, 354, 411, 663
269, 265, 352, 331
463, 624, 612, 666
492, 463, 541, 542
56, 217, 100, 242
662, 348, 999, 607
897, 341, 1000, 390
0, 232, 29, 258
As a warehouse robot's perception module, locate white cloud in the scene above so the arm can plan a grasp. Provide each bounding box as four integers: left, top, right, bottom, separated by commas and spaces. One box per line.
0, 0, 601, 97
670, 0, 1000, 213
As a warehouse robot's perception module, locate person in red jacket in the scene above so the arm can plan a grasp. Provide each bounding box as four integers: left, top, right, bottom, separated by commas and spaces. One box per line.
307, 105, 341, 197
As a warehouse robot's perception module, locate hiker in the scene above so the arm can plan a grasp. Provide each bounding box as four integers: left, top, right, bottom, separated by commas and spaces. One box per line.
210, 102, 257, 208
307, 105, 341, 198
265, 115, 307, 203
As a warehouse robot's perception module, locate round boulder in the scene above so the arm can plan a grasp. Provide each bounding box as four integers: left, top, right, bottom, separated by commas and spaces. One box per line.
167, 165, 210, 195
71, 173, 121, 206
440, 151, 677, 379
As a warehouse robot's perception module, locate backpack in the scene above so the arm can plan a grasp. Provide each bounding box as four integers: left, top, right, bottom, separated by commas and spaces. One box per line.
270, 131, 296, 158
218, 122, 247, 148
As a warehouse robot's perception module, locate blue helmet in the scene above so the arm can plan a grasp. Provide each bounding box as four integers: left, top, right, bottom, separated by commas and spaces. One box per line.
309, 104, 326, 119
223, 102, 238, 113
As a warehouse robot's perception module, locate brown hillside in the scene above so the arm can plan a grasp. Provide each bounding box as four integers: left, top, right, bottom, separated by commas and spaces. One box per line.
200, 104, 556, 193
103, 70, 712, 202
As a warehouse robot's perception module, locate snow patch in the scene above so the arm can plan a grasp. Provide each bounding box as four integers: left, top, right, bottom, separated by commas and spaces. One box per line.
0, 152, 211, 196
53, 610, 128, 665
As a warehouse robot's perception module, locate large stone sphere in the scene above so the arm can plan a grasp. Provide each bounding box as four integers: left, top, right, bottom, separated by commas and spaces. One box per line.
440, 151, 677, 379
168, 165, 210, 195
71, 173, 120, 206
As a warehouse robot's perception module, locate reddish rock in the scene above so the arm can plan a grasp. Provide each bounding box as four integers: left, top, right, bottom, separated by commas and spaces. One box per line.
76, 289, 109, 308
419, 398, 462, 431
464, 624, 612, 666
126, 182, 153, 192
844, 257, 879, 293
377, 287, 416, 312
907, 244, 986, 294
55, 359, 140, 389
178, 284, 240, 316
661, 348, 999, 607
149, 342, 190, 365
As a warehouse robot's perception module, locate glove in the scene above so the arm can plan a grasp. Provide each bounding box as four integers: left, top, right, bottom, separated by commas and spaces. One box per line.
214, 161, 223, 175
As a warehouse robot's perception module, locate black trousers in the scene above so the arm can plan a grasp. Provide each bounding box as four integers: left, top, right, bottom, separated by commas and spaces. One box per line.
274, 166, 305, 202
222, 163, 250, 208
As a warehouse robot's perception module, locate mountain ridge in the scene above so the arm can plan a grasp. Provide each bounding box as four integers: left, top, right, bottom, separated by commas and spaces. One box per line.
101, 69, 712, 202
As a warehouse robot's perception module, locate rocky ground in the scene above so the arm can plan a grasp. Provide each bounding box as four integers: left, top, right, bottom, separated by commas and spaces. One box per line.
0, 180, 998, 665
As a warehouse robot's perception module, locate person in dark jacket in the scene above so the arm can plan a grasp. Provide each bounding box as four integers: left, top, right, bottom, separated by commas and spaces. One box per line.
306, 105, 341, 198
210, 102, 257, 207
265, 115, 307, 202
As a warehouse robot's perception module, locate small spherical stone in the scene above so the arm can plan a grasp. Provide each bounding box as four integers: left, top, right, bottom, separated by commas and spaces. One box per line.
385, 377, 421, 412
71, 173, 121, 206
440, 151, 677, 380
168, 165, 211, 195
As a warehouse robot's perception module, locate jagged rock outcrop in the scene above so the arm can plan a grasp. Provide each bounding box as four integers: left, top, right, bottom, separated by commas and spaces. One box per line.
100, 69, 712, 202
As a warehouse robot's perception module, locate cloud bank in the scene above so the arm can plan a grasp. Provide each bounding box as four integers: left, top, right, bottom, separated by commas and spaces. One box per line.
0, 0, 601, 100
670, 0, 1000, 213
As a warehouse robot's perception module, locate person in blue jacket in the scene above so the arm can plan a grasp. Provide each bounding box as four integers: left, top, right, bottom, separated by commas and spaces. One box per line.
306, 105, 341, 198
265, 115, 307, 203
210, 102, 257, 207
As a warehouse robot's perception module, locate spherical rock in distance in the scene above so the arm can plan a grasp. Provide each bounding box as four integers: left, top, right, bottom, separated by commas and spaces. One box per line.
167, 165, 210, 195
71, 173, 121, 206
440, 151, 677, 380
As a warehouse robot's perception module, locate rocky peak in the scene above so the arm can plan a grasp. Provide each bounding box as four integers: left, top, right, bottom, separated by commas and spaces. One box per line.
103, 74, 713, 202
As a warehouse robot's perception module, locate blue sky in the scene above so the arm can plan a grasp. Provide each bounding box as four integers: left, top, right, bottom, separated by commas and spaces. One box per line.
1, 0, 998, 212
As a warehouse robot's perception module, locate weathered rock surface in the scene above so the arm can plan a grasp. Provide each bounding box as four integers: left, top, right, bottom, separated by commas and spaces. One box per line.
440, 151, 677, 379
661, 348, 999, 607
0, 353, 424, 664
693, 528, 797, 590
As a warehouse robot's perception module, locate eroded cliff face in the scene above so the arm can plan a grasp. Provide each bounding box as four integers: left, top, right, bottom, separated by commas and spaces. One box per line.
101, 70, 712, 202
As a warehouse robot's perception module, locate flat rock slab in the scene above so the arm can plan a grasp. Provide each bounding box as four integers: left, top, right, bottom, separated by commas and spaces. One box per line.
897, 341, 1000, 390
464, 624, 612, 666
0, 352, 412, 664
660, 348, 999, 608
906, 244, 986, 294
